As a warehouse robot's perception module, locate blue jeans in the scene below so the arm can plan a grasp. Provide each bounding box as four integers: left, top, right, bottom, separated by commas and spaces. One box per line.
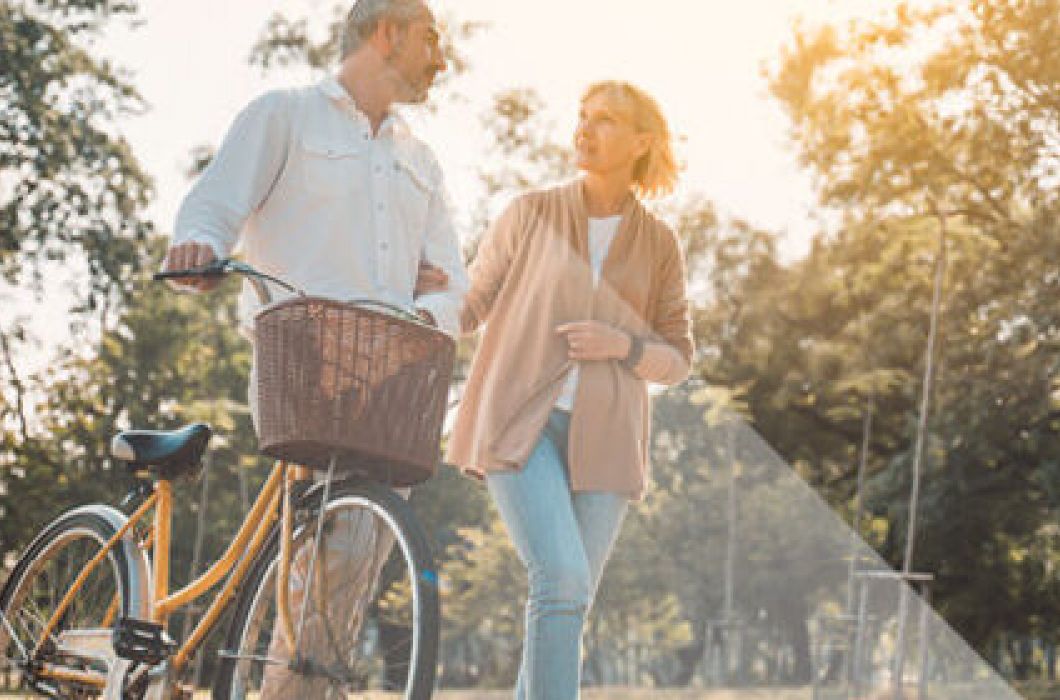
486, 410, 629, 700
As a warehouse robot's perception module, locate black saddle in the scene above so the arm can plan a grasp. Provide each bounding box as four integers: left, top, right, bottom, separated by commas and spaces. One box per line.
111, 423, 212, 479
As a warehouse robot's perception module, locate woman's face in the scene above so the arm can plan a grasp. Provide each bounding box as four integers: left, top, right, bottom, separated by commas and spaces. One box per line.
574, 93, 651, 178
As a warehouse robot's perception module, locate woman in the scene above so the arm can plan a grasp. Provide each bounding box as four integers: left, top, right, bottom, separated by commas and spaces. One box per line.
447, 81, 694, 699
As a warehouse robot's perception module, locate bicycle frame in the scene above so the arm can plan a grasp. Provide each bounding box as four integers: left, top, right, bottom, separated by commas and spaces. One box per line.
23, 259, 425, 692
31, 459, 313, 688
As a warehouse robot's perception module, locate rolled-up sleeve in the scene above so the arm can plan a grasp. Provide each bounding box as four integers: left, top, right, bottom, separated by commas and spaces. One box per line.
414, 181, 469, 338
173, 90, 292, 256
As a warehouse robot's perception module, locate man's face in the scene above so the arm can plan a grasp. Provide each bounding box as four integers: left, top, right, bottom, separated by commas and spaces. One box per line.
387, 7, 446, 104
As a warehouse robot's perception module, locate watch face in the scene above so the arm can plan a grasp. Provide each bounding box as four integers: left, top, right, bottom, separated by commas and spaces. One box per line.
623, 335, 644, 368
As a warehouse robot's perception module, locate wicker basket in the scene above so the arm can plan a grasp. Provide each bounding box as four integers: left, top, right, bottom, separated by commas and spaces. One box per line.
253, 296, 455, 486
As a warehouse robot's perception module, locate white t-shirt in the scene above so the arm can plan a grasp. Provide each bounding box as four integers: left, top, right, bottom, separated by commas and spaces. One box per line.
554, 215, 622, 412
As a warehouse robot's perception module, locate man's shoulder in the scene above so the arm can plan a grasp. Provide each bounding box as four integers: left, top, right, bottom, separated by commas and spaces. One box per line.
237, 86, 305, 120
394, 133, 444, 189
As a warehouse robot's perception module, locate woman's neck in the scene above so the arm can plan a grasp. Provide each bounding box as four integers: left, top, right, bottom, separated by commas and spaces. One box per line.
582, 172, 633, 217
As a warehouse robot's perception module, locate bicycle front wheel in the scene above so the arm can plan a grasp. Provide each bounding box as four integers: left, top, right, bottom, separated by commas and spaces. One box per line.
213, 480, 440, 700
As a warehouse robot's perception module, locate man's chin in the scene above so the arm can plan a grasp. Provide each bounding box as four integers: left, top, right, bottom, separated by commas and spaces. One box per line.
397, 88, 431, 105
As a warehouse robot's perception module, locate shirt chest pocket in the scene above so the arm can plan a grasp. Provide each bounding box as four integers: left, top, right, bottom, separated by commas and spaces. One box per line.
391, 154, 434, 237
299, 135, 363, 198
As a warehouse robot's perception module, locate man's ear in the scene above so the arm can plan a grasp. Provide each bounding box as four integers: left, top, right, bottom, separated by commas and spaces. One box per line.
362, 17, 392, 57
373, 17, 406, 58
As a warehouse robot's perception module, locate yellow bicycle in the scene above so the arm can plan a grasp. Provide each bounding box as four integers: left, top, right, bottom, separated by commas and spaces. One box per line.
0, 260, 449, 699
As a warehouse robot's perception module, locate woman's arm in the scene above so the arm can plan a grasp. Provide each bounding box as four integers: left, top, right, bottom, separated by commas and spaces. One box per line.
555, 231, 693, 385
460, 196, 526, 334
634, 232, 694, 385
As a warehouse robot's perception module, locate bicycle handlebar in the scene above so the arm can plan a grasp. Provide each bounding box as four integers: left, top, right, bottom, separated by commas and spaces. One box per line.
154, 258, 300, 306
153, 258, 427, 324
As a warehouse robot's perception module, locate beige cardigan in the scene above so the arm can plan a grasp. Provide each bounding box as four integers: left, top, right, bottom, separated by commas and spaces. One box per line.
446, 180, 694, 499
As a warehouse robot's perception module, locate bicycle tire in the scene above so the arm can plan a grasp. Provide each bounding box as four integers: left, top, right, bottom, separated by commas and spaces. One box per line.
0, 505, 150, 698
213, 479, 440, 699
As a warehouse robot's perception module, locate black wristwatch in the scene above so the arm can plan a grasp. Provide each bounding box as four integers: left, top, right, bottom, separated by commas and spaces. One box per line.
621, 333, 644, 371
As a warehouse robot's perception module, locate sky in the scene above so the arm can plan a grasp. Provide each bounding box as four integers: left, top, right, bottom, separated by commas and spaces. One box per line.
22, 0, 892, 361
98, 0, 889, 250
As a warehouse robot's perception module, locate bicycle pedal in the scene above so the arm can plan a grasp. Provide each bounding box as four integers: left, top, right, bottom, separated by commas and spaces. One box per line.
112, 617, 176, 665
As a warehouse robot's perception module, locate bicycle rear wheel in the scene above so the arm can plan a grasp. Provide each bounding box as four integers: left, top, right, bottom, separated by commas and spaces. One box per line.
0, 505, 148, 698
213, 480, 439, 700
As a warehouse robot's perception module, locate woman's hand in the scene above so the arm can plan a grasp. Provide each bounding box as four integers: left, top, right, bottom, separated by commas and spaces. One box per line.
556, 321, 631, 361
414, 261, 449, 297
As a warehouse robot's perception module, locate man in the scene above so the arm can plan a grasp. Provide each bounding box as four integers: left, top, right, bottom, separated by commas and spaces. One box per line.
164, 0, 463, 334
162, 0, 465, 694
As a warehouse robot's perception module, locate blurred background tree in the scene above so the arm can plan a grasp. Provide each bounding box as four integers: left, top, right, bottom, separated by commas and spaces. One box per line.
2, 0, 1059, 691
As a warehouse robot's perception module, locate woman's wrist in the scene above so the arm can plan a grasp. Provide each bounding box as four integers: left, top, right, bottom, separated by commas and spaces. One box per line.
620, 333, 644, 370
613, 329, 632, 359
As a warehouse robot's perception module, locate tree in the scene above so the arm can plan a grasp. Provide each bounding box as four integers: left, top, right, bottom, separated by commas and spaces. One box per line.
0, 0, 152, 306
768, 0, 1060, 667
1, 0, 155, 563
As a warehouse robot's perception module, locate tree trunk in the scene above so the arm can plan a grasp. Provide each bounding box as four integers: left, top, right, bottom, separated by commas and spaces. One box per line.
670, 618, 707, 686
777, 598, 813, 683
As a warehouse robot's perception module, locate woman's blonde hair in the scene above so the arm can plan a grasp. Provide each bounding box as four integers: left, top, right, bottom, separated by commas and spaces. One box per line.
581, 80, 678, 199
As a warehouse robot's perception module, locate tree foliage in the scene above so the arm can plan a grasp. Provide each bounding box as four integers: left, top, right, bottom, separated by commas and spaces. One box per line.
4, 0, 1060, 690
767, 0, 1060, 664
0, 0, 151, 302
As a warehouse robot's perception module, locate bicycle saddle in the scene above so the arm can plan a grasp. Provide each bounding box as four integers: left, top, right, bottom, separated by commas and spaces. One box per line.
111, 423, 212, 479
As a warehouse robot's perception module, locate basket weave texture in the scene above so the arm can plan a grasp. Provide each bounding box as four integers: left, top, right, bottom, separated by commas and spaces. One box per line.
253, 296, 454, 486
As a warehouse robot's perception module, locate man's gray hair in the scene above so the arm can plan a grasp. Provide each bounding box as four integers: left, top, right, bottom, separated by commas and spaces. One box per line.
340, 0, 425, 58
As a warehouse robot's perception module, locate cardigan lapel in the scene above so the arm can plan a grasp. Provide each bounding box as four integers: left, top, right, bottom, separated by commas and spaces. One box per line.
569, 178, 640, 270
566, 178, 644, 322
568, 179, 590, 262
598, 195, 640, 289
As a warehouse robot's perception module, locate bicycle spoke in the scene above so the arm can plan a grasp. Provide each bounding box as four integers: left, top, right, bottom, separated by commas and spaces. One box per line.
218, 485, 438, 699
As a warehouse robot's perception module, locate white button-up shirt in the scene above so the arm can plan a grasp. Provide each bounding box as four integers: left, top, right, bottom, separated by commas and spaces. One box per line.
173, 76, 468, 337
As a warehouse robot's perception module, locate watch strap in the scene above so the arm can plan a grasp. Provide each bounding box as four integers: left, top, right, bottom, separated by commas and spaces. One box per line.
621, 333, 644, 370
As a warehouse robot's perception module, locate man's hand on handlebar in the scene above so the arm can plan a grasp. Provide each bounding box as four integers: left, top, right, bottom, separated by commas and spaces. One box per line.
162, 242, 221, 292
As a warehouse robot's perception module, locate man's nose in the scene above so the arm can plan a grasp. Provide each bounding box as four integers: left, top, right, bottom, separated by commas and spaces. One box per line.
431, 45, 447, 74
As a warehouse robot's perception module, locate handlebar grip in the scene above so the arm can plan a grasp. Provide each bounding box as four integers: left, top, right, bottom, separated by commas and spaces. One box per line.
153, 259, 228, 281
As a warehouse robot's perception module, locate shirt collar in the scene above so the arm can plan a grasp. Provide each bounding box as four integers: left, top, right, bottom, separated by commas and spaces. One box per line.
318, 75, 411, 139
